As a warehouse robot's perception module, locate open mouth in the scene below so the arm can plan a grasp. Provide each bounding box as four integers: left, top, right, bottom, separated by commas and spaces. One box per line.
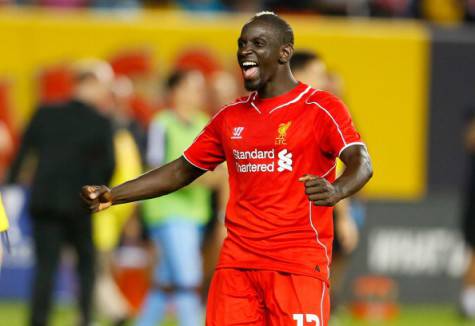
241, 61, 259, 80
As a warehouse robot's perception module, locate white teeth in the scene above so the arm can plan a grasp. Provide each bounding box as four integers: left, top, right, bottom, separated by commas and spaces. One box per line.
242, 61, 257, 67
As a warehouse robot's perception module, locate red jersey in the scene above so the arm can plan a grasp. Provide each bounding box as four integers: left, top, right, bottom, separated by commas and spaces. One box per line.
184, 83, 364, 283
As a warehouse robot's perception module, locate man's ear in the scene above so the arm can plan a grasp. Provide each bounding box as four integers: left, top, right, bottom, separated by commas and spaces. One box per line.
279, 44, 293, 64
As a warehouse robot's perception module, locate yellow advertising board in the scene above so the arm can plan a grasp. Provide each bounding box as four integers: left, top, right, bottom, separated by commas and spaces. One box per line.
0, 9, 429, 199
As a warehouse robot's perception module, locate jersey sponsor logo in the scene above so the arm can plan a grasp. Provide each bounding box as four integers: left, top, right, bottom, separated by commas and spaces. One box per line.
233, 149, 274, 160
292, 314, 320, 326
235, 161, 275, 173
275, 121, 292, 145
231, 126, 244, 139
277, 149, 293, 172
234, 149, 275, 173
233, 148, 293, 173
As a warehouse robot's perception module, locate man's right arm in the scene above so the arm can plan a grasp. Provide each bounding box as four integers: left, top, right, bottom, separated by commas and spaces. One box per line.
82, 156, 205, 212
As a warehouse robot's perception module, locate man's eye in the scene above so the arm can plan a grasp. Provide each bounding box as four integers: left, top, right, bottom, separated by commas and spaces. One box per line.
255, 40, 265, 47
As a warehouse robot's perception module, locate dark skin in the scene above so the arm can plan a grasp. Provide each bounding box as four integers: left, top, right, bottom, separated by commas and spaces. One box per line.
299, 145, 372, 206
81, 157, 202, 212
237, 20, 298, 97
82, 18, 373, 212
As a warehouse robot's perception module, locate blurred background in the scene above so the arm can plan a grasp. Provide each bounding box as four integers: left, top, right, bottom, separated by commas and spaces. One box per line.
0, 0, 475, 325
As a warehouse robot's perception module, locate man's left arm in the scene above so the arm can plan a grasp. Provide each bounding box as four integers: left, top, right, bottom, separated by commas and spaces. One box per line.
334, 145, 372, 199
301, 145, 372, 206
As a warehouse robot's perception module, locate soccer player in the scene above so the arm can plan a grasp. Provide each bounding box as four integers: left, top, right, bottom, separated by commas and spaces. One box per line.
82, 12, 373, 325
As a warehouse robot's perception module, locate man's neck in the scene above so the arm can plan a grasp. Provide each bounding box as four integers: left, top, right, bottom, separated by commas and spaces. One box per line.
258, 69, 298, 99
73, 88, 99, 108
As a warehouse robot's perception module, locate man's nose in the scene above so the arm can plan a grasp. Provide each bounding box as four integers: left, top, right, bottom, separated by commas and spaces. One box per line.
238, 44, 252, 56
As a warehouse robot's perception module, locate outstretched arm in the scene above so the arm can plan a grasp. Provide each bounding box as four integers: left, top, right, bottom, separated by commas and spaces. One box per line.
300, 145, 372, 206
82, 156, 205, 212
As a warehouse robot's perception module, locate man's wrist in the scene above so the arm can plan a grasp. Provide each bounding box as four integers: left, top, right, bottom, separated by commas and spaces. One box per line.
109, 186, 118, 205
332, 182, 346, 203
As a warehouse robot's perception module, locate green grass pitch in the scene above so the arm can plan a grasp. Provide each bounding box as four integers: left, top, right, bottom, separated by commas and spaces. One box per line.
2, 301, 475, 325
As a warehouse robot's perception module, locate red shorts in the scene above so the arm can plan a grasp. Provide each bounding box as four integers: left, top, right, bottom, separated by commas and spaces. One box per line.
206, 268, 330, 326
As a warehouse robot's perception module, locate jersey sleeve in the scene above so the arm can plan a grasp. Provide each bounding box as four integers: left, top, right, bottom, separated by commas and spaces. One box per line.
183, 113, 225, 171
314, 91, 364, 159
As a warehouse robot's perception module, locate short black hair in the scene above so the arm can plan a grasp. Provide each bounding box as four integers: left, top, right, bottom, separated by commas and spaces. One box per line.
290, 51, 321, 72
247, 11, 294, 46
166, 69, 191, 91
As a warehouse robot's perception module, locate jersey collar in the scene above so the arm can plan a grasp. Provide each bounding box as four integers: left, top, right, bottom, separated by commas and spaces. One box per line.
251, 82, 311, 114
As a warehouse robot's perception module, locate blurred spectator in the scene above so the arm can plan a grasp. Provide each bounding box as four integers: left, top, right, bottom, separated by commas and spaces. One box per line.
93, 0, 142, 9
224, 0, 261, 12
207, 70, 240, 114
461, 106, 475, 319
7, 59, 116, 326
176, 0, 226, 11
110, 76, 147, 161
93, 76, 143, 326
371, 0, 416, 18
135, 69, 211, 326
289, 50, 329, 90
0, 82, 18, 183
327, 68, 367, 310
110, 50, 158, 130
6, 0, 475, 24
468, 0, 475, 22
420, 0, 466, 24
0, 121, 13, 182
263, 0, 315, 13
0, 193, 9, 270
291, 50, 360, 311
316, 0, 371, 16
36, 0, 86, 7
201, 69, 236, 300
326, 70, 345, 97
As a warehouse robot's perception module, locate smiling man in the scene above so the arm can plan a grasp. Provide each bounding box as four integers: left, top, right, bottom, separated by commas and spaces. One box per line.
82, 12, 372, 326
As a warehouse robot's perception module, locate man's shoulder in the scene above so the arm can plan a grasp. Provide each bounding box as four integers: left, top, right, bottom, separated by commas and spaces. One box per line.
223, 93, 255, 110
35, 102, 65, 115
28, 103, 66, 125
304, 89, 347, 115
305, 89, 340, 105
73, 101, 111, 126
71, 104, 113, 136
213, 93, 255, 119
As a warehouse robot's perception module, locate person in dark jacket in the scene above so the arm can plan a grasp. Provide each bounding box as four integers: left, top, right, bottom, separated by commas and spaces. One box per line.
461, 106, 475, 319
8, 59, 116, 326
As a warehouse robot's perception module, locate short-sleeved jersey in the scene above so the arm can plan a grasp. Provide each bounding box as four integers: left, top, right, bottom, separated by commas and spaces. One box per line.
184, 83, 364, 283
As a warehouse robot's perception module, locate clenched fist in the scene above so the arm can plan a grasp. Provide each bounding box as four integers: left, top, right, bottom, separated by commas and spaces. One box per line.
299, 174, 342, 207
80, 185, 113, 212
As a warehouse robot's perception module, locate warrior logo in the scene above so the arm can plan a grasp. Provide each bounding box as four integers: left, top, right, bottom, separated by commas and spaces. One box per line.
275, 121, 292, 145
231, 127, 244, 139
